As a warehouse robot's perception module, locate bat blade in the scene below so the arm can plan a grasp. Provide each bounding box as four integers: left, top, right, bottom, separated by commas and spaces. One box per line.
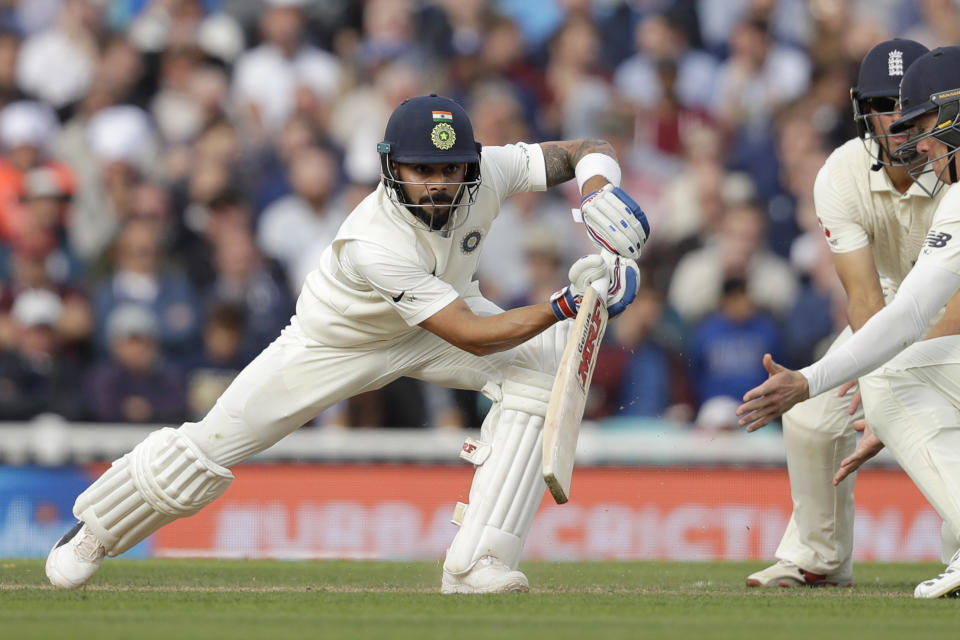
542, 284, 609, 504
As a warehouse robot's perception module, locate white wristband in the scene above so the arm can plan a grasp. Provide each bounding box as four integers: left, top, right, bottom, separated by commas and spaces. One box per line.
575, 153, 621, 193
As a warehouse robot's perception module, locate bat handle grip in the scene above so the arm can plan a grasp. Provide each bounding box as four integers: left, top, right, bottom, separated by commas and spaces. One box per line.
589, 274, 609, 297
589, 249, 614, 297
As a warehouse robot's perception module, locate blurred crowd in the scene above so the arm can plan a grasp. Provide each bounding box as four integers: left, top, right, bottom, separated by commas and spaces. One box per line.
0, 0, 957, 430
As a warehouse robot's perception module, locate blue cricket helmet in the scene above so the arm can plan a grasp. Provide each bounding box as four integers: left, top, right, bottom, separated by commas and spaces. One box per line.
890, 46, 960, 196
891, 46, 960, 139
850, 38, 928, 167
377, 94, 482, 235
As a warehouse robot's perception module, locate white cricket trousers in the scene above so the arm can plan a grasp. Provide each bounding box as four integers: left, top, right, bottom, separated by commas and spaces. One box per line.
776, 327, 860, 576
859, 336, 960, 562
181, 299, 514, 468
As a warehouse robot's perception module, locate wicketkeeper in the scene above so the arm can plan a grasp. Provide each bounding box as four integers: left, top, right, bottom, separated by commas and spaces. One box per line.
46, 94, 648, 593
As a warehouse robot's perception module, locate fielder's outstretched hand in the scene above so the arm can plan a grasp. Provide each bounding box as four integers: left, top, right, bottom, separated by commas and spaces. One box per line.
549, 252, 640, 320
580, 184, 650, 259
832, 419, 884, 485
735, 354, 810, 432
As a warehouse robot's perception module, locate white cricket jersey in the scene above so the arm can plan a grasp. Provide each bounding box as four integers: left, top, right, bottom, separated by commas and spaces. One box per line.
815, 138, 943, 286
916, 183, 960, 274
296, 142, 547, 346
802, 183, 960, 397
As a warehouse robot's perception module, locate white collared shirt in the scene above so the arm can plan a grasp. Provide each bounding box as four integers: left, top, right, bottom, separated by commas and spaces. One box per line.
814, 138, 943, 287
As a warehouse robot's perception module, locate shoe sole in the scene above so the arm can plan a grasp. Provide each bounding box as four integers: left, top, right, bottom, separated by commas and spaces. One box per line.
746, 578, 853, 588
441, 577, 529, 594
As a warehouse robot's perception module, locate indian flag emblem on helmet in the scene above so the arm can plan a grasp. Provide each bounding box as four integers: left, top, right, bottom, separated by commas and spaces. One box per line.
432, 110, 453, 122
431, 122, 456, 150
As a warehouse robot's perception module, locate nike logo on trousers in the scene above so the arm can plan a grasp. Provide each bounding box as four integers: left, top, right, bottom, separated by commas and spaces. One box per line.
392, 292, 405, 302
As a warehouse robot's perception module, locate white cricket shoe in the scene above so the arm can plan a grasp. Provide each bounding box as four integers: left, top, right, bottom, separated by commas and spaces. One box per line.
46, 522, 106, 589
914, 550, 960, 598
440, 556, 530, 594
746, 560, 853, 588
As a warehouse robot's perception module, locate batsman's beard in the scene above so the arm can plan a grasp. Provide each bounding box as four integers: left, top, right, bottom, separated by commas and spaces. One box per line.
416, 192, 455, 230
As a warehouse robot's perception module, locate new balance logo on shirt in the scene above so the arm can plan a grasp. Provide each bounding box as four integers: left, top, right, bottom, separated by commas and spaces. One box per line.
924, 230, 953, 249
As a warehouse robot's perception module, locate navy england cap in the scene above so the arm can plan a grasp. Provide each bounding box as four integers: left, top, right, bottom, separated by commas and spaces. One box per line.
855, 38, 929, 99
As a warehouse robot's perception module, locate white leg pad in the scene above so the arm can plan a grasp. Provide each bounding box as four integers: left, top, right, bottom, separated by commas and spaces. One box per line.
73, 427, 234, 556
444, 364, 554, 575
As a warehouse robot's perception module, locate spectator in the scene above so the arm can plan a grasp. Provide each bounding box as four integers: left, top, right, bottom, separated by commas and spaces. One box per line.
87, 303, 187, 424
231, 0, 342, 138
901, 0, 960, 50
614, 12, 719, 114
185, 302, 247, 421
480, 194, 578, 308
256, 145, 346, 293
688, 277, 782, 409
0, 288, 84, 420
0, 167, 91, 353
476, 16, 549, 124
207, 221, 294, 361
502, 223, 568, 310
590, 282, 694, 422
668, 201, 797, 322
150, 46, 217, 146
69, 104, 161, 259
0, 100, 74, 246
16, 0, 102, 111
712, 16, 810, 170
544, 15, 611, 139
13, 166, 83, 282
781, 230, 846, 367
92, 217, 202, 367
0, 244, 91, 355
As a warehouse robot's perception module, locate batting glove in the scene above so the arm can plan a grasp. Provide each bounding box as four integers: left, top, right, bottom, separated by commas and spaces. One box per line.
580, 184, 650, 259
549, 253, 640, 320
600, 251, 640, 317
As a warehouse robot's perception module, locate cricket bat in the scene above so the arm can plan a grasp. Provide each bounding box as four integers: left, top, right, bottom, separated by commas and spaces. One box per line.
542, 277, 609, 504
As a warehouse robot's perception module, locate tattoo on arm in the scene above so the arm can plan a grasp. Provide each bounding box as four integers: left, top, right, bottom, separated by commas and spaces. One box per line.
541, 139, 617, 187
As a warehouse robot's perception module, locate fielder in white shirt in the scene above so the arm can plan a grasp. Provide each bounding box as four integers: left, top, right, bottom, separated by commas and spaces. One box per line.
737, 45, 960, 598
746, 39, 949, 589
44, 95, 650, 594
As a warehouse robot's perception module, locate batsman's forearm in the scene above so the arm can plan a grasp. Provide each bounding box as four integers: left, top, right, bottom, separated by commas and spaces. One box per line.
541, 140, 617, 188
460, 304, 560, 355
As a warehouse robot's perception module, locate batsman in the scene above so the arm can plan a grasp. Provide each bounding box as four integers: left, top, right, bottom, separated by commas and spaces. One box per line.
45, 94, 647, 594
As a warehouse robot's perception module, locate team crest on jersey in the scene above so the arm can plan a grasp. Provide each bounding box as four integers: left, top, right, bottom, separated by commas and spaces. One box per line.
431, 122, 456, 150
461, 229, 483, 254
888, 49, 904, 76
924, 230, 952, 250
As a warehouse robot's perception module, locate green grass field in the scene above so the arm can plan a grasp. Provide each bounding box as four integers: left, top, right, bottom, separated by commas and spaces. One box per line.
2, 559, 959, 639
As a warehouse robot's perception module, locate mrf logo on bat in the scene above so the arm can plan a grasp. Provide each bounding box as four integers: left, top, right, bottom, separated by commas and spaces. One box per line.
576, 300, 605, 391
